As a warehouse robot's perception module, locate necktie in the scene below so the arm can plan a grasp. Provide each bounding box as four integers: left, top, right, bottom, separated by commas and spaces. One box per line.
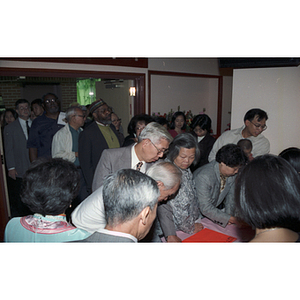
136, 162, 143, 171
220, 174, 227, 193
26, 120, 30, 137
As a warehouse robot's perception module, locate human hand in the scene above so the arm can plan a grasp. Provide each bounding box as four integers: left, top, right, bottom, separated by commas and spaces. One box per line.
167, 235, 182, 243
194, 222, 204, 233
8, 169, 18, 180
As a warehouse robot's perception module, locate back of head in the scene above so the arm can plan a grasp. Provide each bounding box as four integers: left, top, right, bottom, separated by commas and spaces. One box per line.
166, 133, 200, 166
237, 139, 252, 151
279, 147, 300, 173
103, 169, 160, 226
146, 160, 182, 190
138, 122, 173, 144
21, 157, 80, 216
190, 114, 212, 131
216, 144, 248, 167
235, 154, 300, 231
244, 108, 268, 122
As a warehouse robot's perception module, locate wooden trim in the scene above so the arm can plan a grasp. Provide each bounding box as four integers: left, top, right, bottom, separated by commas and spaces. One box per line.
0, 58, 148, 68
148, 70, 223, 137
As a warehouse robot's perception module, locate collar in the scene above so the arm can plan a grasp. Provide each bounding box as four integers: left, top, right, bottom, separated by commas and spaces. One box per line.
132, 143, 145, 171
96, 121, 109, 127
96, 228, 137, 242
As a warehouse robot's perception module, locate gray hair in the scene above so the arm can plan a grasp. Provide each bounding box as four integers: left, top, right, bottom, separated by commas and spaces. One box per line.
166, 133, 200, 166
138, 122, 173, 144
146, 160, 182, 190
65, 107, 82, 122
103, 169, 160, 226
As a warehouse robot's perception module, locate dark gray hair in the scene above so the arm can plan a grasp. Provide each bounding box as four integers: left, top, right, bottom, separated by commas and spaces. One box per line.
166, 133, 200, 166
138, 122, 173, 144
103, 169, 160, 226
146, 160, 182, 190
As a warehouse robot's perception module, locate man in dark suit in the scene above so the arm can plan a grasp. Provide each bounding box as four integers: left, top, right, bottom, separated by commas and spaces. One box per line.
78, 99, 122, 196
92, 122, 173, 192
78, 169, 160, 242
4, 99, 33, 217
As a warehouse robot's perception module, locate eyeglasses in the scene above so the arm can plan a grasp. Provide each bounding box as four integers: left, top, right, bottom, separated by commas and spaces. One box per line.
74, 114, 85, 118
44, 98, 57, 104
149, 139, 168, 155
250, 121, 267, 131
112, 118, 121, 123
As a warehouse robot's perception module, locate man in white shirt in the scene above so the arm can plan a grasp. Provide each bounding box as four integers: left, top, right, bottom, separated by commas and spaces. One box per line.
4, 99, 32, 217
71, 160, 181, 234
208, 108, 270, 162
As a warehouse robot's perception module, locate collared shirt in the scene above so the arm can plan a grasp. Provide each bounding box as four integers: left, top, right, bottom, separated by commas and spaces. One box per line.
95, 228, 137, 243
131, 143, 146, 173
18, 118, 32, 140
208, 125, 270, 162
27, 112, 64, 158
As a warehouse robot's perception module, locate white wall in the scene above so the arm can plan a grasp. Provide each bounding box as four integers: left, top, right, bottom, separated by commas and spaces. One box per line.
231, 65, 300, 155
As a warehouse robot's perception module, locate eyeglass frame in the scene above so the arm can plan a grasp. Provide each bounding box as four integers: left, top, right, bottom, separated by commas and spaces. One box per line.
149, 139, 168, 155
112, 118, 121, 123
250, 120, 267, 131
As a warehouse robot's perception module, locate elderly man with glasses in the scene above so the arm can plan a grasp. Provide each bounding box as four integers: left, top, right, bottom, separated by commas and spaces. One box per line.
208, 108, 270, 161
92, 122, 173, 192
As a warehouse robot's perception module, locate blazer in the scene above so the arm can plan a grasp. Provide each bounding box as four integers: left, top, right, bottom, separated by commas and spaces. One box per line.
78, 121, 122, 194
193, 160, 236, 227
92, 145, 152, 192
3, 119, 31, 178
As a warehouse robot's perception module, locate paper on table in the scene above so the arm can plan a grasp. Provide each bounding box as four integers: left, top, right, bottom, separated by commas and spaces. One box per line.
182, 228, 237, 243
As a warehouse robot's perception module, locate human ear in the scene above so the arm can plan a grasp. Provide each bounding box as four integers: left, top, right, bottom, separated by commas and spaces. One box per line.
140, 206, 151, 225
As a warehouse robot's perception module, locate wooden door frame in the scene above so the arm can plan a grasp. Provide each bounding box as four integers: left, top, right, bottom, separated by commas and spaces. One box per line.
0, 66, 146, 240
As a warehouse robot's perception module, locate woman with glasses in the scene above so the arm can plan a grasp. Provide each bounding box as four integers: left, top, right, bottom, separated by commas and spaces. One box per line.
157, 133, 203, 242
189, 114, 216, 172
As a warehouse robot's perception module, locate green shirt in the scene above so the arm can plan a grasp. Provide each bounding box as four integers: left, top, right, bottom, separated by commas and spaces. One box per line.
97, 124, 120, 148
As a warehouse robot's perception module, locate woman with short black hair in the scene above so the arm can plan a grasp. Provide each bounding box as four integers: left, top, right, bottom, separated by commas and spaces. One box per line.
235, 154, 300, 242
4, 157, 91, 242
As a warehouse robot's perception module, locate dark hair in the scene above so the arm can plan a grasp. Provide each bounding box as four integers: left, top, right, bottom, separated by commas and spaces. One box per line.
42, 92, 58, 103
127, 114, 154, 135
169, 111, 187, 130
237, 139, 252, 151
166, 133, 200, 166
154, 116, 169, 128
15, 99, 29, 110
235, 154, 300, 231
215, 144, 248, 167
31, 98, 43, 109
243, 108, 268, 122
21, 157, 80, 216
190, 114, 212, 132
2, 108, 18, 126
279, 147, 300, 173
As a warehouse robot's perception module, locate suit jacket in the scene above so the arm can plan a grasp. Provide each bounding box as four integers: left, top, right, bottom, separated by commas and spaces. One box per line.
78, 230, 136, 242
78, 122, 122, 194
92, 145, 152, 192
3, 119, 31, 178
193, 160, 236, 227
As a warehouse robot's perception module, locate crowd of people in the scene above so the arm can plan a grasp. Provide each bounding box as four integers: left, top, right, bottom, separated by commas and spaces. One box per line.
2, 93, 300, 243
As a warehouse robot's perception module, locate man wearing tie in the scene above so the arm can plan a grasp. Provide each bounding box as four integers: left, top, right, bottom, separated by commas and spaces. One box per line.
4, 99, 33, 217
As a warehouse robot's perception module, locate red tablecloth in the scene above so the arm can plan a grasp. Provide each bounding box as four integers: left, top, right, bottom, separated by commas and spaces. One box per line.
161, 217, 255, 242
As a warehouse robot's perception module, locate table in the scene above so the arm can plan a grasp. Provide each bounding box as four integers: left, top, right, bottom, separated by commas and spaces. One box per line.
161, 217, 255, 242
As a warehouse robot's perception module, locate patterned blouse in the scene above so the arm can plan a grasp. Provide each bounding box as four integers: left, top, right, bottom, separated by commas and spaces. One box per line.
167, 160, 201, 234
